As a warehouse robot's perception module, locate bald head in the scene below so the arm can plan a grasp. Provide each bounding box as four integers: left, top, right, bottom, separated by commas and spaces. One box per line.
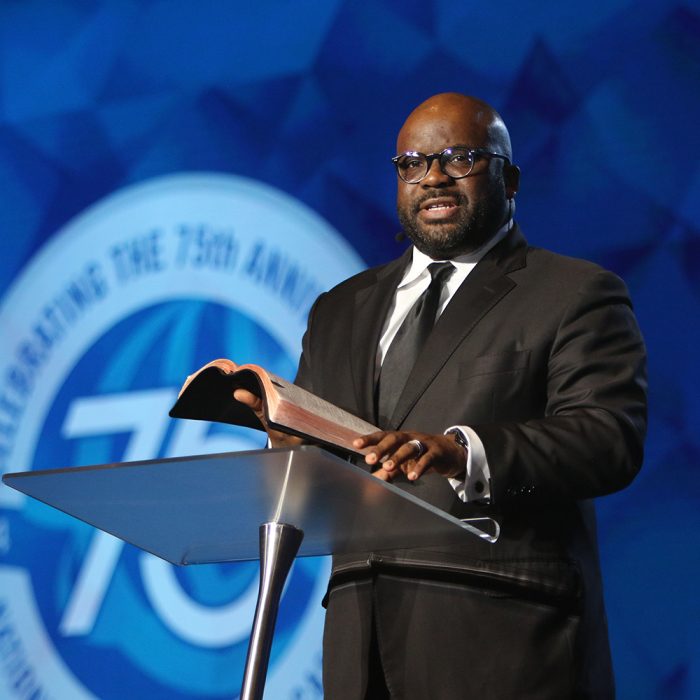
397, 93, 512, 161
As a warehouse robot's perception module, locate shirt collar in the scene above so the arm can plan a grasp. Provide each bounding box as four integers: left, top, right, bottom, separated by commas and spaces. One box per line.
399, 218, 513, 289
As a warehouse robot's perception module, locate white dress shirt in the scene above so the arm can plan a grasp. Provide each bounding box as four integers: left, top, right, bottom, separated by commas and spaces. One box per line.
375, 220, 513, 502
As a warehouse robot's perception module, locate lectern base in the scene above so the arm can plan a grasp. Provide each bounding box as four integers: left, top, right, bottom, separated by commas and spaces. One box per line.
241, 522, 305, 700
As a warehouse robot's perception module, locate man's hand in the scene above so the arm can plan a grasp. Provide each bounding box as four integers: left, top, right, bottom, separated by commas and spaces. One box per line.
353, 431, 467, 482
233, 389, 306, 448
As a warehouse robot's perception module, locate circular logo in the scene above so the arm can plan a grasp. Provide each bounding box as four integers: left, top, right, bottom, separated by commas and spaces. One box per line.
0, 173, 364, 699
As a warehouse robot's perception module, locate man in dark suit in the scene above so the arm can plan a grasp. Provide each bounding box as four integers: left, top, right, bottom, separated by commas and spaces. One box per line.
236, 93, 647, 700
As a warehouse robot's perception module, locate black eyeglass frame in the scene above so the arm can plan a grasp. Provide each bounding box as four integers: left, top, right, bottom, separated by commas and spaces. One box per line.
391, 147, 511, 184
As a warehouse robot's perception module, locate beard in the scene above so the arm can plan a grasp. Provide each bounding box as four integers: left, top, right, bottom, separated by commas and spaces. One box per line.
397, 178, 508, 260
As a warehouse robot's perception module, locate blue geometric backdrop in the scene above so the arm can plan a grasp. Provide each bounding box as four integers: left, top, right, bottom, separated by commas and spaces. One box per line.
1, 1, 700, 698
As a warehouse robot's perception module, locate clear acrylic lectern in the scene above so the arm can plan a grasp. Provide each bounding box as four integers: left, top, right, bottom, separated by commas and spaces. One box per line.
2, 446, 498, 700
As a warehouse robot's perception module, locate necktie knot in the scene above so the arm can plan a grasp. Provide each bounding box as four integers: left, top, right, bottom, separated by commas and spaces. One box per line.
428, 261, 455, 285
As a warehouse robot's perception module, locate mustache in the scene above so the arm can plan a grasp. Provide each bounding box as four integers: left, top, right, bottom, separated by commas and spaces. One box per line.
412, 190, 468, 213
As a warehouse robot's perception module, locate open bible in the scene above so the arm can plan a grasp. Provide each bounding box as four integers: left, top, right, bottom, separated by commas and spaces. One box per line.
169, 359, 379, 457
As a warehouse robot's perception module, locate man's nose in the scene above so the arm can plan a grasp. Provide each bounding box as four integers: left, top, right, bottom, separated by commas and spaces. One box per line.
421, 158, 453, 187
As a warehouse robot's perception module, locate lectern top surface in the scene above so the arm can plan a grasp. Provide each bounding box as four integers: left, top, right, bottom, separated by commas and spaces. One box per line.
3, 446, 492, 565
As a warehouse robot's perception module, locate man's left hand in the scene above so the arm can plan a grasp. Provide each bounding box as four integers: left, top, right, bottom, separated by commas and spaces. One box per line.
353, 431, 467, 482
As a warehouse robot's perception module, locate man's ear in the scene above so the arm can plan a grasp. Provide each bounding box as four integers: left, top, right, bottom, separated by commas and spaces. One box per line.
504, 164, 520, 199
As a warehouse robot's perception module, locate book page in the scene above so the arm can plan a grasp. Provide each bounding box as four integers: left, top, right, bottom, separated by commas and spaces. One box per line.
251, 368, 378, 436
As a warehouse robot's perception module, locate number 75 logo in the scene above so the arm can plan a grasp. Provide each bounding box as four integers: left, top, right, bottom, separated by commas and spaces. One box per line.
59, 389, 262, 648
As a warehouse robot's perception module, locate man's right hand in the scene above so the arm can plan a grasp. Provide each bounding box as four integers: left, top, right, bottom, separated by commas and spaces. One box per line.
233, 388, 306, 448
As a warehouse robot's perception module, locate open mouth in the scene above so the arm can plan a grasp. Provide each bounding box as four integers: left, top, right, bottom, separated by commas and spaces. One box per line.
419, 197, 460, 219
424, 202, 455, 211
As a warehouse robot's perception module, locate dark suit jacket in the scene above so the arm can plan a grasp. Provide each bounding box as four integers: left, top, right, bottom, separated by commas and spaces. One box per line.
295, 225, 648, 699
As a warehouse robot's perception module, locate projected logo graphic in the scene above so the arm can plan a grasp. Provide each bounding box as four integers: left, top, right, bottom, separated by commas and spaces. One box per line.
0, 174, 364, 699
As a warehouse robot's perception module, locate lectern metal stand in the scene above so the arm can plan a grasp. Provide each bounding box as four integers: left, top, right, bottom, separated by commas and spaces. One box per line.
241, 522, 304, 700
3, 446, 498, 699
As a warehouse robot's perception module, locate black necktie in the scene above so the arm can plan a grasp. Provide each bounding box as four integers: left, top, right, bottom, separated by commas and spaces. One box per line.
376, 262, 455, 428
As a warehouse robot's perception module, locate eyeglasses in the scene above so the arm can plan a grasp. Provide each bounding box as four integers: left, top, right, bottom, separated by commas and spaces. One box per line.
391, 147, 511, 184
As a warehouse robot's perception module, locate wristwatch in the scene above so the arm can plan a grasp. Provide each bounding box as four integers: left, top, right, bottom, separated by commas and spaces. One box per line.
445, 427, 469, 482
445, 427, 490, 501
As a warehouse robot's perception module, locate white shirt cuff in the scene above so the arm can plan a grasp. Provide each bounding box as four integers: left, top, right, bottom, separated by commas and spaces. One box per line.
444, 425, 491, 503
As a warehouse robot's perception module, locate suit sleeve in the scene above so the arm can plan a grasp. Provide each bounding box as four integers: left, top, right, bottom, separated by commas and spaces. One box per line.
471, 270, 648, 505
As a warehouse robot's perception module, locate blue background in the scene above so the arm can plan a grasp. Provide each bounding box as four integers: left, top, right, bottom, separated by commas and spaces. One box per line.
1, 1, 699, 697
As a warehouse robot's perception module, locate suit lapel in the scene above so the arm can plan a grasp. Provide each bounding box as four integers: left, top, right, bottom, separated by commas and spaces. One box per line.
350, 249, 412, 424
388, 225, 528, 430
